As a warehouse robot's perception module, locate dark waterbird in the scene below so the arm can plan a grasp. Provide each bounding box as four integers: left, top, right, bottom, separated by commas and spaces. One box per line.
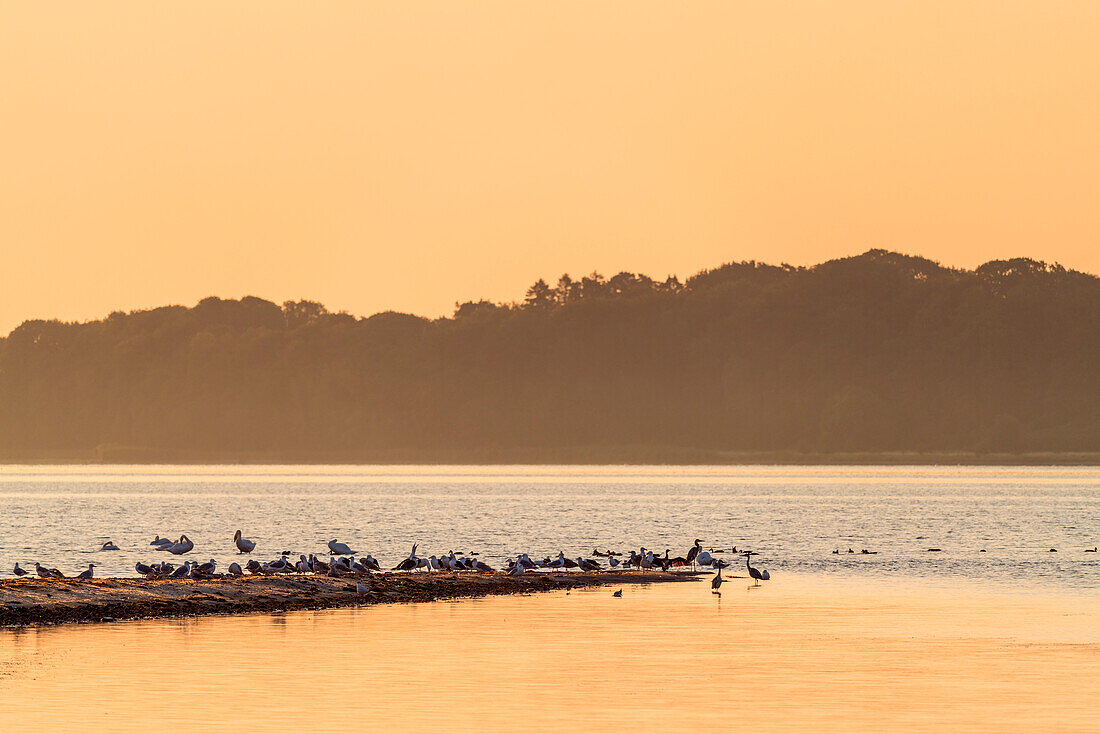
686, 539, 702, 570
745, 553, 770, 586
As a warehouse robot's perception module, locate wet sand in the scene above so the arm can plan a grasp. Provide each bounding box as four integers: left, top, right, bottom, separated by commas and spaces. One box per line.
0, 570, 696, 626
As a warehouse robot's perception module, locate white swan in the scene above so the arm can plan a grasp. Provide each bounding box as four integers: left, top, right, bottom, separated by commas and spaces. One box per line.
167, 535, 194, 555
234, 530, 256, 554
328, 539, 355, 555
100, 541, 120, 551
151, 535, 173, 549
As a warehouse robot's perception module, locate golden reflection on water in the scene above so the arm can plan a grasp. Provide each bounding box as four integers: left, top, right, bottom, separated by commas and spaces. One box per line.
1, 575, 1098, 733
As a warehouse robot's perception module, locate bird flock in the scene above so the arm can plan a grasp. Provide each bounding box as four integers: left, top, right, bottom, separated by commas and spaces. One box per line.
9, 533, 770, 590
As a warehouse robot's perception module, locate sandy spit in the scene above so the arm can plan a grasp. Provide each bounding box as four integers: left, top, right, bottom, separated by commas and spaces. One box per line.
0, 571, 698, 626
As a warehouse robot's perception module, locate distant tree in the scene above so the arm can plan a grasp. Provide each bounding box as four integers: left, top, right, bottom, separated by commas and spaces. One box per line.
282, 300, 328, 328
524, 279, 554, 309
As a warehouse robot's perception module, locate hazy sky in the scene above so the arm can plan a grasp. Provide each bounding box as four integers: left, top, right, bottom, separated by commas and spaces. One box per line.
2, 1, 1098, 333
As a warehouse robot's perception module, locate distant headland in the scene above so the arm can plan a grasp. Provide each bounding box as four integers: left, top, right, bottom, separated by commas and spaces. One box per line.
2, 250, 1097, 465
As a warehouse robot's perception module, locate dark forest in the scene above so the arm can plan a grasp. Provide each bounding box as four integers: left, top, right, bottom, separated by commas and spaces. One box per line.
2, 250, 1097, 462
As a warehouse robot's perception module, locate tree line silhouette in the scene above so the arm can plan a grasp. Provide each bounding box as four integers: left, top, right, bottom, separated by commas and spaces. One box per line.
1, 249, 1096, 461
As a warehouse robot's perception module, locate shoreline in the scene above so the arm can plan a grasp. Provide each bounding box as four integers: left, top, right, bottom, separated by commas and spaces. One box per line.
0, 571, 698, 627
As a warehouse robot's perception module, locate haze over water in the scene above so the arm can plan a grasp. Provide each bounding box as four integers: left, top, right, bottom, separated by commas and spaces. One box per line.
2, 465, 1097, 588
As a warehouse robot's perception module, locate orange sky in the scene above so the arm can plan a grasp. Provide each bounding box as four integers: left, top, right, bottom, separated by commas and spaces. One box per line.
1, 1, 1098, 334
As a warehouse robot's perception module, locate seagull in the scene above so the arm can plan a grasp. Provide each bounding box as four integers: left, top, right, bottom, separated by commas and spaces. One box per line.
328, 539, 355, 556
745, 553, 770, 585
35, 562, 53, 579
167, 535, 194, 555
228, 562, 244, 576
13, 562, 28, 577
194, 559, 217, 576
576, 557, 601, 572
608, 555, 620, 568
234, 530, 256, 554
171, 562, 192, 579
356, 581, 371, 595
100, 541, 120, 551
711, 565, 723, 591
362, 555, 381, 572
135, 561, 155, 577
76, 563, 95, 580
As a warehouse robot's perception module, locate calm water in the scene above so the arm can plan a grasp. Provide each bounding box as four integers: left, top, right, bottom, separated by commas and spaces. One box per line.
1, 577, 1098, 733
1, 465, 1099, 588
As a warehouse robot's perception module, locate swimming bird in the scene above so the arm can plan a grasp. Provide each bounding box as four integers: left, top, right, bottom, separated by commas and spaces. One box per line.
1086, 547, 1098, 553
150, 535, 173, 549
711, 565, 723, 591
228, 562, 244, 576
687, 539, 702, 570
76, 563, 95, 579
832, 548, 839, 554
745, 553, 770, 585
167, 535, 194, 555
328, 539, 355, 556
13, 562, 27, 577
100, 541, 120, 551
234, 530, 256, 554
612, 589, 623, 597
695, 550, 715, 568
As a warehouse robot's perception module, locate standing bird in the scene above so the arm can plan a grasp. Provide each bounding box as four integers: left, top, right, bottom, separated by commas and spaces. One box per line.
13, 562, 28, 577
234, 530, 256, 554
711, 565, 723, 592
76, 563, 95, 579
228, 562, 244, 576
687, 539, 703, 571
392, 544, 419, 571
745, 553, 770, 585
